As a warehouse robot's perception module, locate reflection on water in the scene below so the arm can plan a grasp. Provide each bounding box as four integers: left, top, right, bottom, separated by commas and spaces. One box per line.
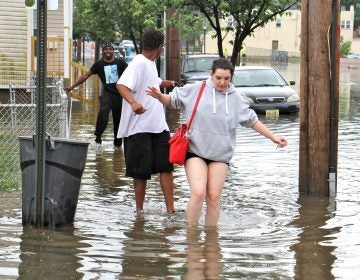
290, 196, 339, 280
92, 147, 127, 188
120, 216, 182, 278
0, 62, 360, 279
184, 227, 222, 280
18, 226, 88, 280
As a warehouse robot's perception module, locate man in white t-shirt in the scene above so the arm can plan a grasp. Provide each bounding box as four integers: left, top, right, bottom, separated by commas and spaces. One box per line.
116, 29, 177, 214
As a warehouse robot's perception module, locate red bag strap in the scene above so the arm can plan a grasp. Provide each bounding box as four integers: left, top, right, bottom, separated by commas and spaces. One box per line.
187, 81, 206, 129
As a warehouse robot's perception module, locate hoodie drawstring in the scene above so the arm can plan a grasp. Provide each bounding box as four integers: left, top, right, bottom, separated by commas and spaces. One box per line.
212, 88, 216, 114
212, 87, 229, 115
225, 91, 229, 115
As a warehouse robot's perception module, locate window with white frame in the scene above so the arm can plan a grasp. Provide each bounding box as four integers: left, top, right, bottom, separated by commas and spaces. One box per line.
346, 20, 351, 29
341, 20, 351, 29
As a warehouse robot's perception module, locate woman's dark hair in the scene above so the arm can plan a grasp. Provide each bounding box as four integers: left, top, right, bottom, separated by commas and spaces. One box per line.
211, 58, 234, 77
141, 29, 164, 51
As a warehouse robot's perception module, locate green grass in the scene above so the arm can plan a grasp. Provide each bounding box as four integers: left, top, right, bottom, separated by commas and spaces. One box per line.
0, 180, 20, 191
0, 150, 21, 191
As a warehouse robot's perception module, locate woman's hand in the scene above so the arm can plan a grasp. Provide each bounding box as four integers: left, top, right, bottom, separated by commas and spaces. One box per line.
146, 86, 172, 106
273, 136, 288, 148
146, 86, 162, 100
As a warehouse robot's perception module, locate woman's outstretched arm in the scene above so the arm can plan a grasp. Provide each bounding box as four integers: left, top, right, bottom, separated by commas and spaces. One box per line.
146, 86, 172, 106
251, 120, 288, 148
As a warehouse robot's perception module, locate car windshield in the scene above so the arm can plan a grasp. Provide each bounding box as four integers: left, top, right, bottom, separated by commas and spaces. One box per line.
232, 69, 287, 87
183, 57, 217, 73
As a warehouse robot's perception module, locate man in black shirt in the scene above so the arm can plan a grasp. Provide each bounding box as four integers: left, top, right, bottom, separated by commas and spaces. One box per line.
65, 42, 128, 146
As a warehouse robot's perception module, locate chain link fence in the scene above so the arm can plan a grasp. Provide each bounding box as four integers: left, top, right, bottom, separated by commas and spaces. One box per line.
0, 77, 69, 189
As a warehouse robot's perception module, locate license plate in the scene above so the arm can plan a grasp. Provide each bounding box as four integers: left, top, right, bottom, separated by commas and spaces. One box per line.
266, 109, 279, 118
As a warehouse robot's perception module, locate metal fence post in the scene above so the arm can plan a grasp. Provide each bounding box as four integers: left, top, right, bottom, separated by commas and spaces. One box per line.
34, 0, 47, 227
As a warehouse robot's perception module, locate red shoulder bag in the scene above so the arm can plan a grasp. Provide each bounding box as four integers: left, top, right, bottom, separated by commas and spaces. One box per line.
168, 81, 206, 165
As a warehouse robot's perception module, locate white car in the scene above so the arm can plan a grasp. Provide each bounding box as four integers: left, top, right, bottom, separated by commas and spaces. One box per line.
232, 66, 300, 114
180, 54, 219, 84
122, 39, 135, 49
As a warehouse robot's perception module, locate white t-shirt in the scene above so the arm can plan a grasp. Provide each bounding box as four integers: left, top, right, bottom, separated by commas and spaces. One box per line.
116, 54, 169, 138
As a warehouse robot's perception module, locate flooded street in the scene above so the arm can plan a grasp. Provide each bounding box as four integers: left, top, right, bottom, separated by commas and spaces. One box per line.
1, 61, 360, 279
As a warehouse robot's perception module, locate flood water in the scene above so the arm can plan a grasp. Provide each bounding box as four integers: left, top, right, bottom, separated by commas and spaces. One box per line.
1, 61, 360, 279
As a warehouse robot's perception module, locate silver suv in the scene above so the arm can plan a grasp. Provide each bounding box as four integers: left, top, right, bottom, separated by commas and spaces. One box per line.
180, 54, 219, 85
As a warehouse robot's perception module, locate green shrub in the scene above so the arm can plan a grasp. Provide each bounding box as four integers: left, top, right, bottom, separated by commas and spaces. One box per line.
340, 36, 352, 57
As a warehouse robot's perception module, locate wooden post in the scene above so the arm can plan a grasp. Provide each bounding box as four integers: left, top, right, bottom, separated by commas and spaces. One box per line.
166, 6, 180, 83
76, 38, 82, 62
299, 0, 340, 195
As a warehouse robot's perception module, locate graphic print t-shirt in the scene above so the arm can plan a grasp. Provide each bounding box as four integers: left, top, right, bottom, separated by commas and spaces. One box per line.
90, 58, 127, 94
104, 64, 119, 83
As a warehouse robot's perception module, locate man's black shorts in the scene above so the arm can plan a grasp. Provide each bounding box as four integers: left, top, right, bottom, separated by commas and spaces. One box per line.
123, 130, 174, 180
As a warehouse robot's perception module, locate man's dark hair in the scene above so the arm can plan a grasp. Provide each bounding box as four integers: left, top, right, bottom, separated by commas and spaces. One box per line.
141, 29, 164, 51
212, 57, 234, 77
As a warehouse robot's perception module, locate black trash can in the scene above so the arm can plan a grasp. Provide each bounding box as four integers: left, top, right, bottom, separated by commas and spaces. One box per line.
19, 136, 89, 227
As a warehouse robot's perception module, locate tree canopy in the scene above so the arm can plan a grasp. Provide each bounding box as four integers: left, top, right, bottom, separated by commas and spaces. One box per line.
73, 0, 167, 54
72, 0, 301, 65
171, 0, 300, 65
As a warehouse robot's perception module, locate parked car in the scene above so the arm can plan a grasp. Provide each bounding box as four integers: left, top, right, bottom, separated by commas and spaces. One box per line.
181, 54, 219, 84
115, 40, 135, 58
122, 39, 135, 49
232, 66, 300, 114
114, 49, 123, 58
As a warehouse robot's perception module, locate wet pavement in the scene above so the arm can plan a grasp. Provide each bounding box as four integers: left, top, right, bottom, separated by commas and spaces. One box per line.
0, 61, 360, 279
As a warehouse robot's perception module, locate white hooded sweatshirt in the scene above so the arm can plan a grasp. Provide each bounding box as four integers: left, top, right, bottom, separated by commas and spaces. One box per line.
169, 78, 258, 163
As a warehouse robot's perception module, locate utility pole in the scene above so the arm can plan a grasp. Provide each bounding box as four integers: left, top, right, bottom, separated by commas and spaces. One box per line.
299, 0, 340, 196
166, 6, 180, 83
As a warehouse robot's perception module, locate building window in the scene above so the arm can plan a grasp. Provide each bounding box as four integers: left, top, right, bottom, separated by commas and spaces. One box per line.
346, 20, 351, 29
276, 19, 281, 28
341, 20, 351, 29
